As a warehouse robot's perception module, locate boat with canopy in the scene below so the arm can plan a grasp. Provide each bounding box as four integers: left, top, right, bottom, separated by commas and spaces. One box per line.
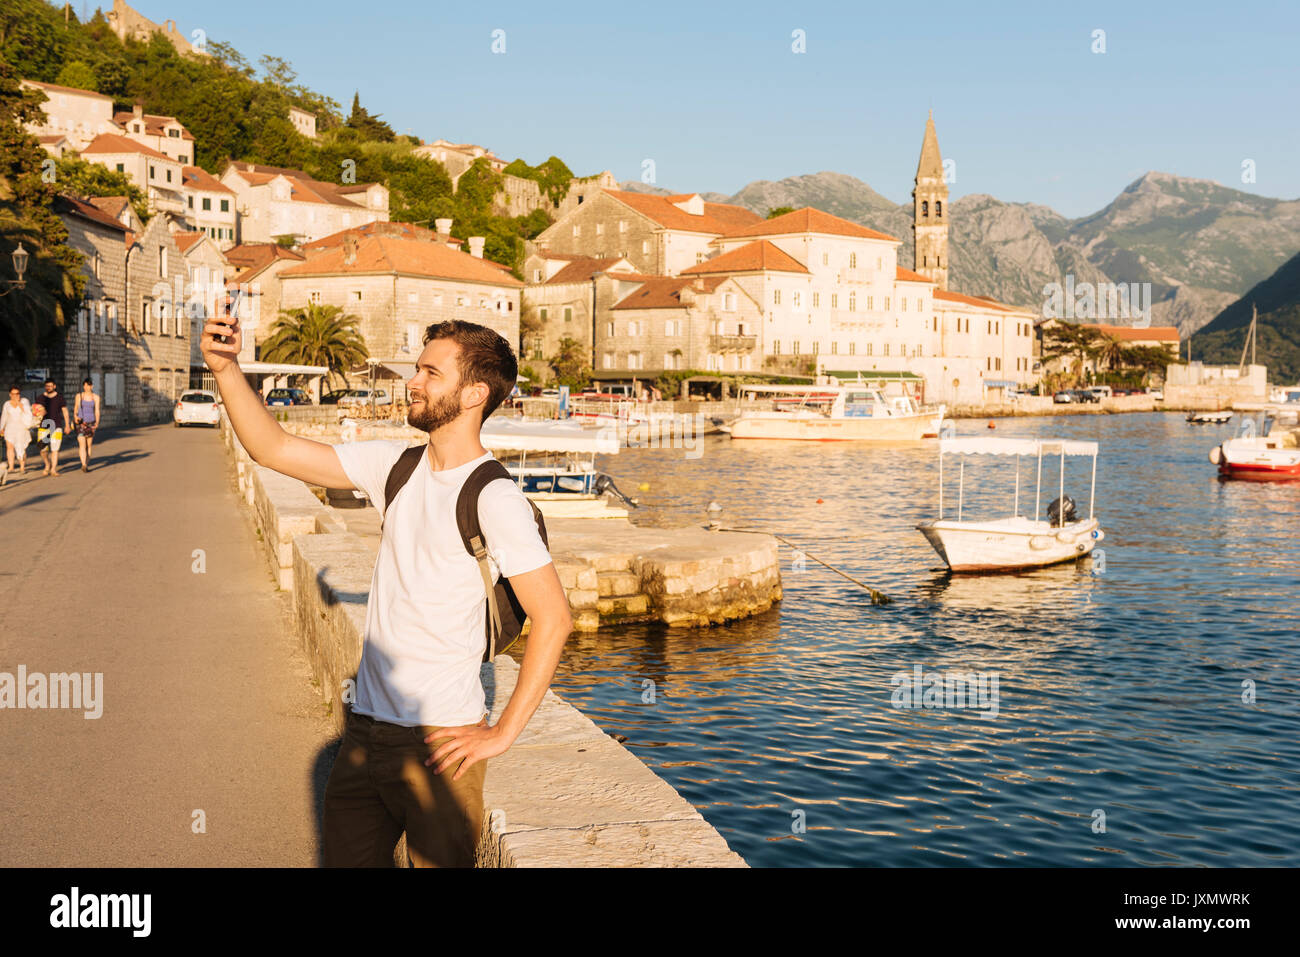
917, 436, 1105, 572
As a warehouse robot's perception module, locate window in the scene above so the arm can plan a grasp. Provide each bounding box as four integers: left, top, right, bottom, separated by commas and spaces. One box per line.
564, 307, 572, 323
822, 253, 828, 265
792, 292, 801, 308
665, 319, 676, 336
309, 291, 322, 304
149, 165, 156, 180
831, 293, 838, 309
456, 293, 466, 306
628, 351, 641, 370
595, 223, 604, 235
641, 239, 649, 254
187, 195, 194, 209
142, 301, 151, 334
407, 291, 418, 304
179, 155, 187, 164
602, 352, 613, 369
723, 292, 736, 311
921, 200, 929, 218
351, 291, 362, 301
627, 320, 639, 336
696, 252, 705, 264
902, 298, 907, 312
618, 220, 627, 233
884, 297, 890, 310
812, 292, 819, 307
935, 201, 942, 218
606, 321, 614, 337
159, 247, 167, 277
202, 197, 211, 211
831, 341, 838, 355
996, 357, 1002, 371
77, 307, 87, 334
221, 199, 230, 212
169, 128, 180, 138
773, 289, 781, 305
848, 293, 856, 312
538, 307, 548, 322
108, 305, 118, 334
867, 343, 873, 356
849, 253, 857, 268
792, 340, 800, 355
166, 169, 172, 183
116, 163, 124, 173
867, 296, 874, 310
849, 341, 855, 356
572, 225, 580, 237
773, 340, 781, 355
664, 352, 676, 370
883, 343, 890, 356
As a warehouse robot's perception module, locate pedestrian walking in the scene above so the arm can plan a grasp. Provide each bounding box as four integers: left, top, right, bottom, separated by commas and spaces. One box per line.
1, 385, 32, 485
201, 315, 573, 868
35, 378, 69, 476
73, 378, 102, 472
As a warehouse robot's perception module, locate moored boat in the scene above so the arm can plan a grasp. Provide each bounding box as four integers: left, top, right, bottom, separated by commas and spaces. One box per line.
727, 383, 936, 441
917, 436, 1105, 573
1210, 421, 1300, 482
1187, 410, 1233, 424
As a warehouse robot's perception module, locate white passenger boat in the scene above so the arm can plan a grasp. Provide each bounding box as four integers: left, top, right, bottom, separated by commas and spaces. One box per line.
917, 436, 1105, 573
725, 383, 937, 441
479, 418, 637, 518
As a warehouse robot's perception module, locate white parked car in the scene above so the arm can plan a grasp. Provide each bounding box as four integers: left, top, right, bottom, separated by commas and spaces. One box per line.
174, 390, 221, 427
337, 388, 390, 407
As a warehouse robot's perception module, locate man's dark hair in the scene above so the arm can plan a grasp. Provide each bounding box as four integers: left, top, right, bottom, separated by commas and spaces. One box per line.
422, 320, 517, 423
44, 378, 56, 387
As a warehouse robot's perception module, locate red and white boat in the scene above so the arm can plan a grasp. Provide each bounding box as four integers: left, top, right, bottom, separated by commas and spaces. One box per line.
1211, 434, 1300, 481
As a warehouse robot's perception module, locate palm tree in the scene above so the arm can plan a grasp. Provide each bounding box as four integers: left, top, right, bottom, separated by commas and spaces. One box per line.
1093, 333, 1127, 375
260, 303, 369, 388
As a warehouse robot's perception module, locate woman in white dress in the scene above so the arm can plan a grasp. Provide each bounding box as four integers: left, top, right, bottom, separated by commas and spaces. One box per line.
1, 385, 33, 485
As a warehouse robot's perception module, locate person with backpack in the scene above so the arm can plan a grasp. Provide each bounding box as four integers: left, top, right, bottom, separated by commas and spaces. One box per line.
200, 314, 573, 868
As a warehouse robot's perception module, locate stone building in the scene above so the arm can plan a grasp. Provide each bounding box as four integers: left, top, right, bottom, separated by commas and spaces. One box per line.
173, 231, 229, 382
600, 275, 762, 377
531, 189, 762, 277
113, 104, 195, 165
126, 214, 190, 422
221, 161, 388, 245
19, 80, 117, 150
81, 133, 185, 215
276, 233, 522, 375
180, 165, 236, 246
52, 196, 129, 426
913, 111, 949, 290
221, 243, 306, 355
519, 253, 635, 368
288, 106, 318, 141
106, 0, 204, 57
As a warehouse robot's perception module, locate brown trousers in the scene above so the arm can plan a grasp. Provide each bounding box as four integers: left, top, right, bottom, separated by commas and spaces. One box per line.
323, 708, 486, 867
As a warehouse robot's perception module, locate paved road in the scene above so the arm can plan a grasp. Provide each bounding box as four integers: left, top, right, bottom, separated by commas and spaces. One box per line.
0, 422, 337, 865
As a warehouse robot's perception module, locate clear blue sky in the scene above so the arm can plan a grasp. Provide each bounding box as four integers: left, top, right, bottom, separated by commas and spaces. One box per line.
117, 0, 1299, 217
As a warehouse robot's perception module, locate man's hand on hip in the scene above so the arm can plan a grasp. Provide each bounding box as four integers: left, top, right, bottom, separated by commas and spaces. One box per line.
424, 718, 511, 780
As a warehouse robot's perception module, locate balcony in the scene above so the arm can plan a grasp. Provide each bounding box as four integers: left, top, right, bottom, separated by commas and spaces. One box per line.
708, 333, 757, 353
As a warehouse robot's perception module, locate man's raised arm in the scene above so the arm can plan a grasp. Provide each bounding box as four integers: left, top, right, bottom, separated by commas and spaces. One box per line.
200, 313, 354, 490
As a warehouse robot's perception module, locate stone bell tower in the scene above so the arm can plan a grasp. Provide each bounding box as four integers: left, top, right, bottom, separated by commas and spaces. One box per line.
912, 111, 949, 290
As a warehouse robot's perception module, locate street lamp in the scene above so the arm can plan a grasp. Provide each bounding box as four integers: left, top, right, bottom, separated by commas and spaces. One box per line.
0, 243, 29, 297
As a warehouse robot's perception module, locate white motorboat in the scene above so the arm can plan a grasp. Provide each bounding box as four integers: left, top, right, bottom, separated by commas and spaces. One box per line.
917, 436, 1105, 573
479, 418, 637, 518
1209, 417, 1300, 481
726, 383, 937, 441
1186, 410, 1234, 424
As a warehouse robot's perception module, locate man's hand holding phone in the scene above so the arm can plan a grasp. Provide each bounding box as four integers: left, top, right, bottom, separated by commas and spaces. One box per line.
200, 313, 242, 375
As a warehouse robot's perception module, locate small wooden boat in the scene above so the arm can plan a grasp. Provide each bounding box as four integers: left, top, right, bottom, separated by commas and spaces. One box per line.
917, 436, 1105, 573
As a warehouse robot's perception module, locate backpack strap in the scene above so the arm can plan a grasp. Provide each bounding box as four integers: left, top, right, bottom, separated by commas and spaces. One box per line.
380, 444, 426, 529
456, 459, 518, 660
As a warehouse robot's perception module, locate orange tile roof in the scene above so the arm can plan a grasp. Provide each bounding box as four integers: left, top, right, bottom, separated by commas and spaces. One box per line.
86, 196, 130, 220
55, 194, 129, 233
724, 206, 900, 242
171, 231, 205, 253
1081, 323, 1180, 342
895, 265, 933, 283
545, 256, 629, 284
23, 79, 111, 100
224, 243, 306, 271
113, 110, 194, 140
225, 162, 380, 209
302, 221, 446, 252
934, 289, 1014, 311
681, 240, 809, 275
603, 189, 763, 234
82, 133, 173, 161
612, 276, 728, 310
182, 166, 233, 194
279, 235, 522, 286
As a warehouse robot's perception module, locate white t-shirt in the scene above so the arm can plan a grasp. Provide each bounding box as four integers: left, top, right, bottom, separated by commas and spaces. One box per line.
333, 440, 553, 727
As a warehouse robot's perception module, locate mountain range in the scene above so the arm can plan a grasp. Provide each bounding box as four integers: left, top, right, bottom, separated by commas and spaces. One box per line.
621, 171, 1300, 338
1190, 250, 1300, 383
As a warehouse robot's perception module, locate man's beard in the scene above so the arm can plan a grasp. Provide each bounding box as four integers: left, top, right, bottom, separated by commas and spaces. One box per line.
407, 390, 462, 432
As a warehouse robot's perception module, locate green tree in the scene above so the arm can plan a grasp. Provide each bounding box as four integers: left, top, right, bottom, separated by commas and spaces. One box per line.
56, 60, 98, 92
345, 92, 395, 142
260, 304, 369, 386
766, 206, 795, 219
1040, 322, 1101, 387
547, 336, 591, 390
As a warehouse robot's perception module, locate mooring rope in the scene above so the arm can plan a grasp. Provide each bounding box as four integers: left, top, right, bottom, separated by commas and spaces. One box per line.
710, 525, 893, 605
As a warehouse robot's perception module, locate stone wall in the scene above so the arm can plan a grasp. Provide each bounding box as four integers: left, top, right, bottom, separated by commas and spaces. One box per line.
217, 411, 747, 866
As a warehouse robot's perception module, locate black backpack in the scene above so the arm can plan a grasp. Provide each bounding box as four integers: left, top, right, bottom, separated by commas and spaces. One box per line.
382, 446, 548, 661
